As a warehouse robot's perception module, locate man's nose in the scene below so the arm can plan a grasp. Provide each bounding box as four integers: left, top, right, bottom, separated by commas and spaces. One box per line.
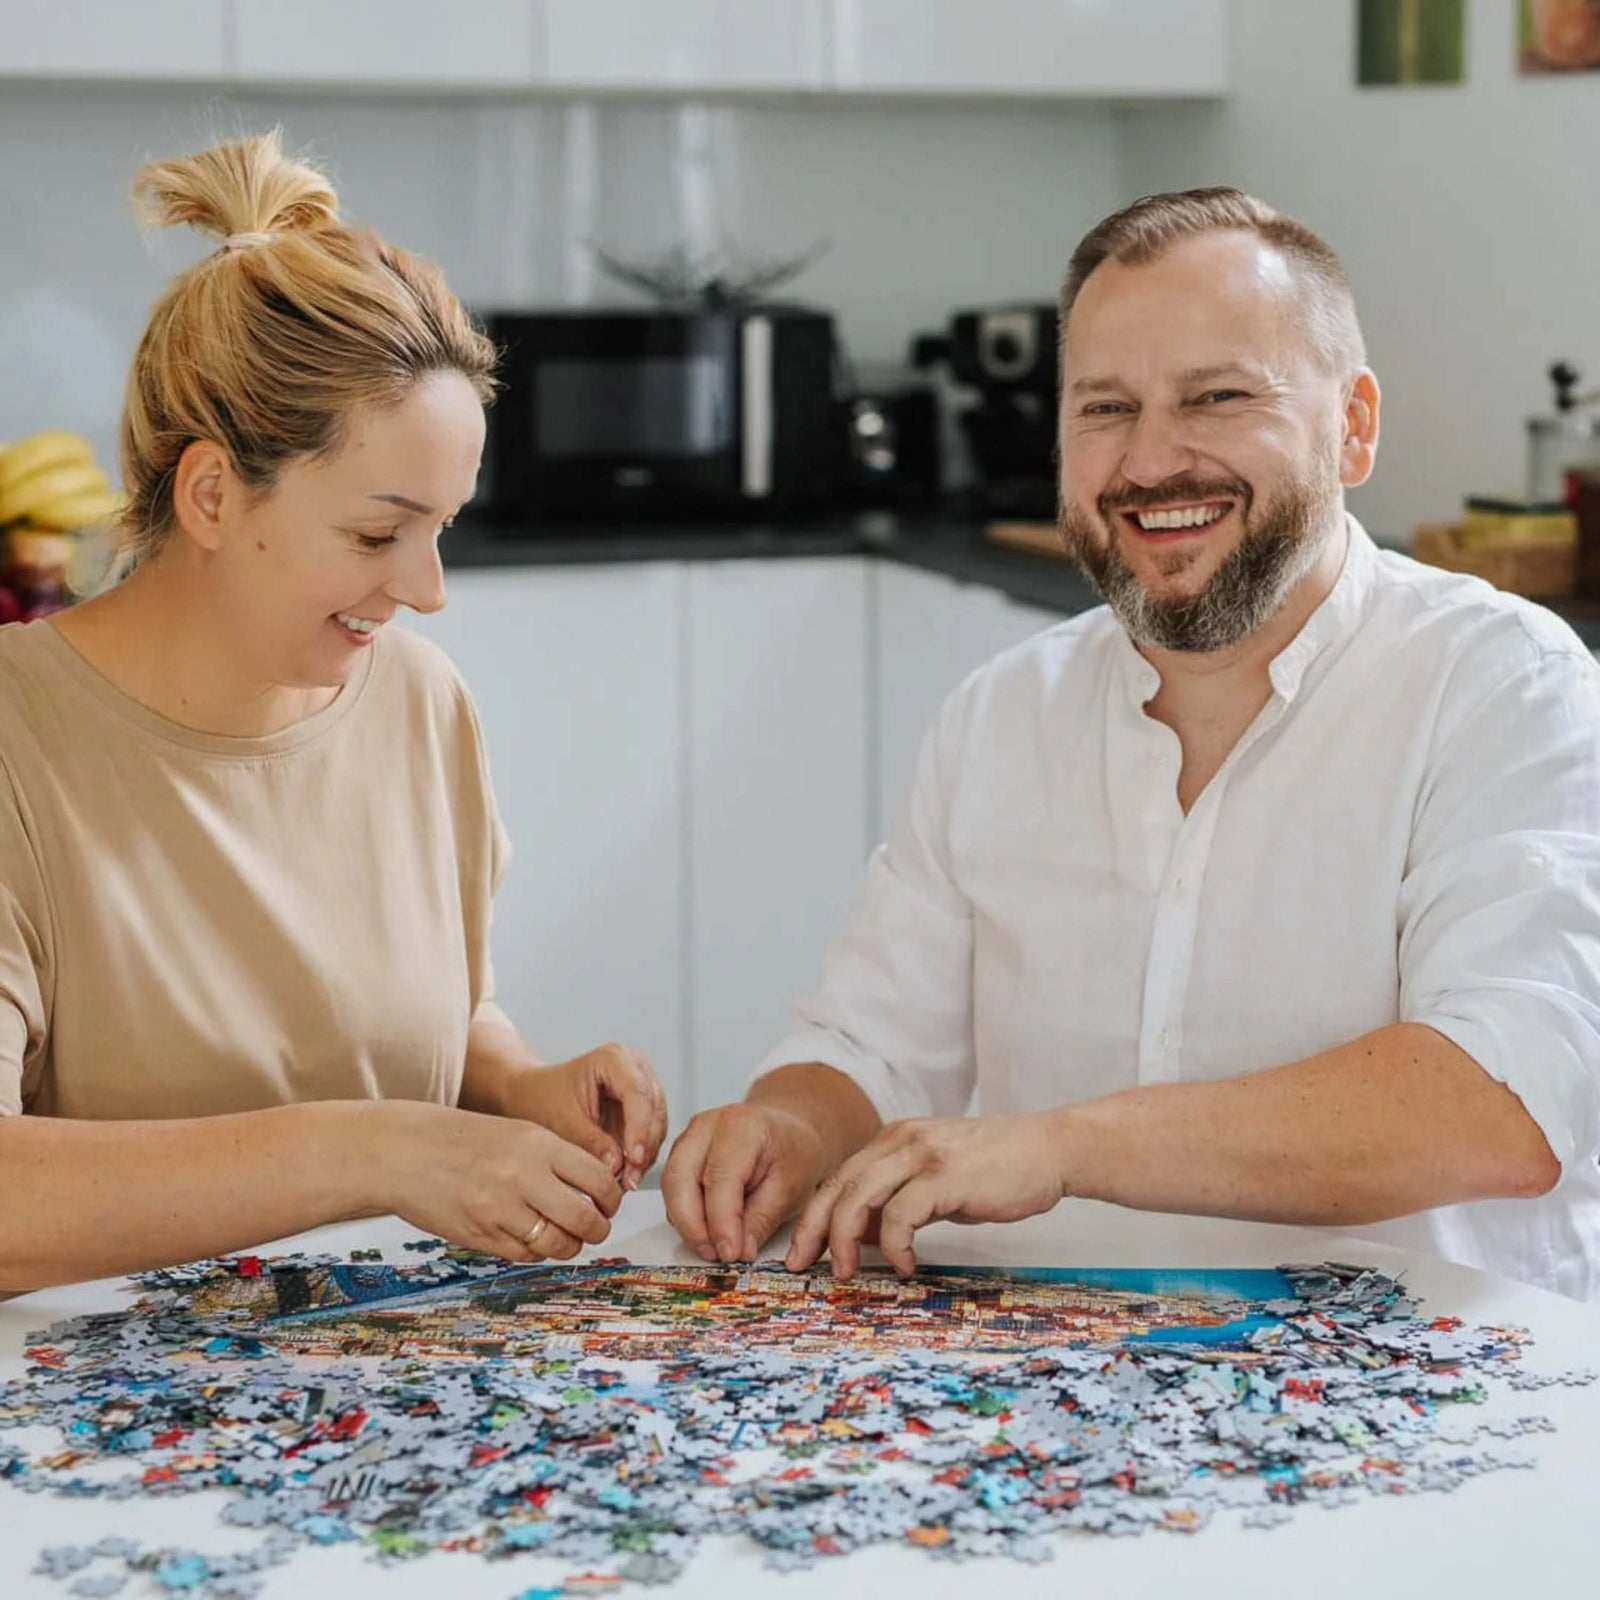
391, 538, 447, 615
1119, 410, 1195, 487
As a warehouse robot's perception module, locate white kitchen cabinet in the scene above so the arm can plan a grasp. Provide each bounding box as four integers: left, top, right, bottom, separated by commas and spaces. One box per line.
831, 0, 1227, 97
874, 562, 1064, 843
234, 0, 538, 87
956, 579, 1064, 664
0, 0, 227, 77
686, 558, 870, 1109
405, 563, 689, 1117
538, 0, 830, 91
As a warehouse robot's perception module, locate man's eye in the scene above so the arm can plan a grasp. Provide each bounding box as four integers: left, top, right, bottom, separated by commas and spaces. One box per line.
1084, 402, 1131, 417
1196, 390, 1245, 405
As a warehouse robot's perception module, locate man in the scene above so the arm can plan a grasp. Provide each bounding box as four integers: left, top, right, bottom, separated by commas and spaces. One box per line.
662, 188, 1600, 1301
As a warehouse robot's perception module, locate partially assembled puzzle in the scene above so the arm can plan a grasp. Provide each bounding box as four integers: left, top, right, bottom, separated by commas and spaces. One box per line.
2, 1245, 1593, 1597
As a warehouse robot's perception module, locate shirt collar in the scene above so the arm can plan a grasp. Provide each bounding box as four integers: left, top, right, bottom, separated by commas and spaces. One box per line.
1265, 513, 1375, 703
1114, 513, 1376, 710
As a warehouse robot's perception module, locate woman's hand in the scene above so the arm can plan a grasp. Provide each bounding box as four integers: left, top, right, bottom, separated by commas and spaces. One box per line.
374, 1101, 624, 1262
783, 1113, 1070, 1278
502, 1042, 669, 1190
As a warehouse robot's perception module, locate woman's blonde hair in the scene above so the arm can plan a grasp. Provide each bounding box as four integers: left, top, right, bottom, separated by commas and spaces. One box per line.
118, 129, 497, 564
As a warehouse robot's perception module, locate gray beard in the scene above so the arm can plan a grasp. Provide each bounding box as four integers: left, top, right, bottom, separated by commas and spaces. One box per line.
1059, 472, 1340, 654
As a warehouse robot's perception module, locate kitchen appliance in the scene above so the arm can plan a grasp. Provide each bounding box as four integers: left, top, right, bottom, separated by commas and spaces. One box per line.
1526, 360, 1600, 503
480, 306, 839, 523
913, 303, 1058, 518
834, 383, 942, 508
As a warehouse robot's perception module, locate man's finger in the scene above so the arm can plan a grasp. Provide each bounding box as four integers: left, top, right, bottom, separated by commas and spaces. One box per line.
741, 1163, 807, 1263
784, 1170, 843, 1272
877, 1177, 942, 1277
826, 1148, 922, 1279
662, 1117, 716, 1261
702, 1114, 771, 1262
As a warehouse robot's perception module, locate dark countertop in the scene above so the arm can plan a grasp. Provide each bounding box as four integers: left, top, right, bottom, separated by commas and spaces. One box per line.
443, 508, 1600, 648
443, 508, 1102, 616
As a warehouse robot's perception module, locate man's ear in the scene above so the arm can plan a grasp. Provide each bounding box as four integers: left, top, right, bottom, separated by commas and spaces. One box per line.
169, 440, 233, 554
1339, 368, 1381, 490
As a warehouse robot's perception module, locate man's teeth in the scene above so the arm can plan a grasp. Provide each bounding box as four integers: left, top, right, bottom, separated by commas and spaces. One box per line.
1133, 504, 1228, 531
336, 612, 382, 635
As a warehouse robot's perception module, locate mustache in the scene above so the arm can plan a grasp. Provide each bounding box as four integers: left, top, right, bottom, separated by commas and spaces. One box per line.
1097, 477, 1252, 518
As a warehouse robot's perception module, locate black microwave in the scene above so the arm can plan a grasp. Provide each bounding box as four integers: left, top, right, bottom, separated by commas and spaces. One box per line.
479, 306, 840, 523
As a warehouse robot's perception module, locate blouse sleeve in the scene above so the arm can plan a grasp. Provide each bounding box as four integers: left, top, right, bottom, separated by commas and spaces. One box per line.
0, 757, 52, 1116
446, 671, 512, 1017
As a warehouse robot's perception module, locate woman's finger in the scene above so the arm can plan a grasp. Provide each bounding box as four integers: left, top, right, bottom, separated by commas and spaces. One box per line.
493, 1215, 581, 1265
531, 1165, 615, 1246
598, 1046, 660, 1182
549, 1137, 624, 1218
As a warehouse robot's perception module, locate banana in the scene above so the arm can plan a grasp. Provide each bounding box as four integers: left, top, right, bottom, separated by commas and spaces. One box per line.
24, 487, 122, 533
0, 430, 97, 496
4, 528, 73, 578
0, 461, 112, 527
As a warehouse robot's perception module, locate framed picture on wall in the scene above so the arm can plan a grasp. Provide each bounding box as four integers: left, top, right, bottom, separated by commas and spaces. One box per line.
1357, 0, 1466, 84
1520, 0, 1600, 71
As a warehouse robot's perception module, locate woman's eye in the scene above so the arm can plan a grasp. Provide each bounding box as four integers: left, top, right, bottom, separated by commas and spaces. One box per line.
355, 532, 399, 552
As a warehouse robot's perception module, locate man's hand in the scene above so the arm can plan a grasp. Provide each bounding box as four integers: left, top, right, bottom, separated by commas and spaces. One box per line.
502, 1042, 668, 1191
784, 1113, 1069, 1278
663, 1102, 832, 1263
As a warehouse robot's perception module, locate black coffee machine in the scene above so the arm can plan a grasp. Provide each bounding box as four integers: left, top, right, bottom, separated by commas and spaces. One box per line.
913, 304, 1057, 519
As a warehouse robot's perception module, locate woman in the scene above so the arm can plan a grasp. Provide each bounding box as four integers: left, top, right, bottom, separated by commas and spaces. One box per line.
0, 132, 667, 1292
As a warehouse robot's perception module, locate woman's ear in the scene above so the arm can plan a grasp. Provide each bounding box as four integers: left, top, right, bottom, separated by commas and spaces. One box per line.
169, 440, 233, 553
1339, 368, 1381, 490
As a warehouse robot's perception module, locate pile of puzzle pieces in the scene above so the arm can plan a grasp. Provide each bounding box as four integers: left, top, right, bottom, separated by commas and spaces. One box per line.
0, 1247, 1593, 1599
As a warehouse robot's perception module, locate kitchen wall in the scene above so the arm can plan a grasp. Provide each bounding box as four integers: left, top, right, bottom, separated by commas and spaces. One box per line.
1117, 0, 1600, 541
0, 82, 1122, 477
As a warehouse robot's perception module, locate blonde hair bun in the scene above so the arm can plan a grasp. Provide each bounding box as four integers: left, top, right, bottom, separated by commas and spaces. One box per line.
116, 127, 496, 568
130, 128, 339, 248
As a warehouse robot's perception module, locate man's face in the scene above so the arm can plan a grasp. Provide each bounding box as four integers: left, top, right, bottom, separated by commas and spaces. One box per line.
1057, 231, 1355, 654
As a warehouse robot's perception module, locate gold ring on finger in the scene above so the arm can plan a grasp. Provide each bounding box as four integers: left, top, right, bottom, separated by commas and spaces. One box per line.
525, 1214, 549, 1247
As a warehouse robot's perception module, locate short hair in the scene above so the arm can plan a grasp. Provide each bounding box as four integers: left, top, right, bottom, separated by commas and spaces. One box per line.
1059, 186, 1366, 376
119, 129, 498, 565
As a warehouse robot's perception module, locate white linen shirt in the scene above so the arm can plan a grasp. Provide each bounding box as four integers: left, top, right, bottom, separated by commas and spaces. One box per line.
757, 520, 1600, 1302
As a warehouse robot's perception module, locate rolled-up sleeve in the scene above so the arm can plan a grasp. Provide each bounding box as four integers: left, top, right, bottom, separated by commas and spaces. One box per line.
1399, 633, 1600, 1173
752, 693, 977, 1122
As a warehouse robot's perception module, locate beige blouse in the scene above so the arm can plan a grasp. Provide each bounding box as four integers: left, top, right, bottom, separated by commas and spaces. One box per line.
0, 618, 507, 1119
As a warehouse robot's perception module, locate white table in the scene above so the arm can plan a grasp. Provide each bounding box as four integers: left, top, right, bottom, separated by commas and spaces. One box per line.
3, 1196, 1598, 1599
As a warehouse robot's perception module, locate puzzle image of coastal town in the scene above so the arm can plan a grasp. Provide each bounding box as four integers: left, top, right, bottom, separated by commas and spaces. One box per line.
4, 1246, 1593, 1599
233, 1257, 1296, 1360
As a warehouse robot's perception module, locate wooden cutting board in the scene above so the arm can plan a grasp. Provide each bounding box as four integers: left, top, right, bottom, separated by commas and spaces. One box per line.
985, 520, 1070, 560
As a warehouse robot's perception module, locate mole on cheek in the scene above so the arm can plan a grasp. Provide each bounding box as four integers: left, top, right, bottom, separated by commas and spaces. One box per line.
255, 541, 267, 552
